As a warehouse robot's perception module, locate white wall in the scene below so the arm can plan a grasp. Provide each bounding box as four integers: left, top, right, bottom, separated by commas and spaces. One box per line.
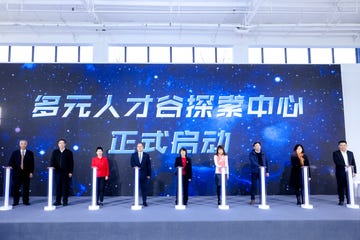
1, 31, 359, 47
341, 64, 360, 180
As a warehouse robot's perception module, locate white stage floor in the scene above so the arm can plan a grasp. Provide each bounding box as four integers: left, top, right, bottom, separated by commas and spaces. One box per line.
1, 195, 359, 223
1, 195, 359, 240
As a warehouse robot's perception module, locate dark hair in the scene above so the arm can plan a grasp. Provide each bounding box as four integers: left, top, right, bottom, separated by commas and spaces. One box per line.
253, 141, 261, 147
58, 138, 67, 144
179, 147, 187, 156
216, 145, 227, 156
293, 144, 304, 153
96, 146, 103, 152
338, 140, 347, 145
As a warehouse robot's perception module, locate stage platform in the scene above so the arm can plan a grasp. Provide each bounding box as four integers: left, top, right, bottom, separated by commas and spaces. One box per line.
0, 195, 359, 240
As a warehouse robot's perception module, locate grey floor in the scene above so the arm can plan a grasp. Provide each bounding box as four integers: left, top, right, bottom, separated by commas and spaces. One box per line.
1, 195, 359, 223
1, 195, 360, 240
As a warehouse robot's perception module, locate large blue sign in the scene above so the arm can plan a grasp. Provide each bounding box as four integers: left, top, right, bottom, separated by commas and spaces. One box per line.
0, 64, 344, 196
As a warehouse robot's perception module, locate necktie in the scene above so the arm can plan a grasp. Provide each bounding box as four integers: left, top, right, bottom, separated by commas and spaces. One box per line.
139, 152, 142, 164
21, 150, 25, 170
60, 151, 63, 169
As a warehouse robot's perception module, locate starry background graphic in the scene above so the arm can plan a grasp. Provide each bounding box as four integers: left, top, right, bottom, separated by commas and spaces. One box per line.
0, 63, 344, 196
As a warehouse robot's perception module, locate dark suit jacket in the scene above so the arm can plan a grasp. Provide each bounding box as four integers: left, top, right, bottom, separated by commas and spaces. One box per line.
50, 148, 74, 174
174, 157, 192, 180
333, 150, 357, 176
130, 151, 151, 180
289, 154, 310, 188
8, 149, 35, 175
249, 150, 269, 174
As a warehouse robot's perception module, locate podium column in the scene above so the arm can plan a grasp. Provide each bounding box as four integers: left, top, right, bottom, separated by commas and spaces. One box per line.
301, 166, 313, 209
218, 166, 229, 210
258, 166, 269, 209
175, 166, 186, 210
346, 166, 359, 209
0, 166, 12, 211
44, 167, 56, 211
131, 167, 142, 210
89, 167, 100, 210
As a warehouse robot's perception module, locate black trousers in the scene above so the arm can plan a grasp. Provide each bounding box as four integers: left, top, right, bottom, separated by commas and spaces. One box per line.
294, 187, 304, 204
176, 176, 189, 205
336, 173, 349, 203
54, 171, 71, 204
215, 174, 221, 201
250, 172, 260, 200
97, 177, 106, 203
11, 170, 30, 204
139, 178, 149, 204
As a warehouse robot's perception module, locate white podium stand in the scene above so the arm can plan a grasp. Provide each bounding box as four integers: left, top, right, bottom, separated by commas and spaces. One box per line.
89, 167, 100, 210
258, 166, 270, 210
175, 166, 186, 210
301, 166, 313, 209
44, 167, 56, 211
218, 167, 229, 210
0, 166, 12, 211
131, 167, 142, 210
346, 166, 359, 209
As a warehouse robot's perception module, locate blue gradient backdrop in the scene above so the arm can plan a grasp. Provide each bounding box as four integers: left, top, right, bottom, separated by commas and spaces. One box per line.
0, 64, 344, 196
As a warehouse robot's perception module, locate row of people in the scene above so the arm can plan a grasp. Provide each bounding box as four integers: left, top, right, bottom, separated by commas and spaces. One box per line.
7, 139, 357, 207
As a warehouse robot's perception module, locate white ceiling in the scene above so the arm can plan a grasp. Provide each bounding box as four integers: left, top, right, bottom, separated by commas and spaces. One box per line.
0, 0, 359, 44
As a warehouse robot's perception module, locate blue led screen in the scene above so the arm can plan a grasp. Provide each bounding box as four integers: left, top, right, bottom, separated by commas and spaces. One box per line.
0, 63, 344, 196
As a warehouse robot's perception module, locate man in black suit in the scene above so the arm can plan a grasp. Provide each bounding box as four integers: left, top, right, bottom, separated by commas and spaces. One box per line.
333, 140, 357, 205
8, 139, 35, 206
50, 139, 74, 206
130, 142, 151, 206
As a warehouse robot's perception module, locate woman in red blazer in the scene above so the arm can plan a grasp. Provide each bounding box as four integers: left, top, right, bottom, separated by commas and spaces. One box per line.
91, 147, 109, 206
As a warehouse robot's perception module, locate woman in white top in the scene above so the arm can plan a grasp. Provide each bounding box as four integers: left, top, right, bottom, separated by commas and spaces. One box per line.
214, 145, 229, 205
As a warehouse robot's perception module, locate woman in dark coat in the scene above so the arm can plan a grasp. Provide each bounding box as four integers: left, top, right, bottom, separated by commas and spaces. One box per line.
289, 144, 311, 205
174, 148, 192, 205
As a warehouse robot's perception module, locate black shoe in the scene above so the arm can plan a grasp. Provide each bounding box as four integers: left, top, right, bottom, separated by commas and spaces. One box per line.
23, 202, 30, 206
12, 203, 19, 206
218, 200, 221, 205
99, 202, 104, 206
143, 202, 148, 207
54, 202, 61, 206
338, 201, 344, 206
62, 202, 68, 206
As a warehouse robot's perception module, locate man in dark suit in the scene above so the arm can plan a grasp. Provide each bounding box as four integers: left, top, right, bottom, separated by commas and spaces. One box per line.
333, 140, 357, 205
130, 142, 151, 206
249, 142, 269, 205
8, 139, 35, 206
50, 139, 74, 206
